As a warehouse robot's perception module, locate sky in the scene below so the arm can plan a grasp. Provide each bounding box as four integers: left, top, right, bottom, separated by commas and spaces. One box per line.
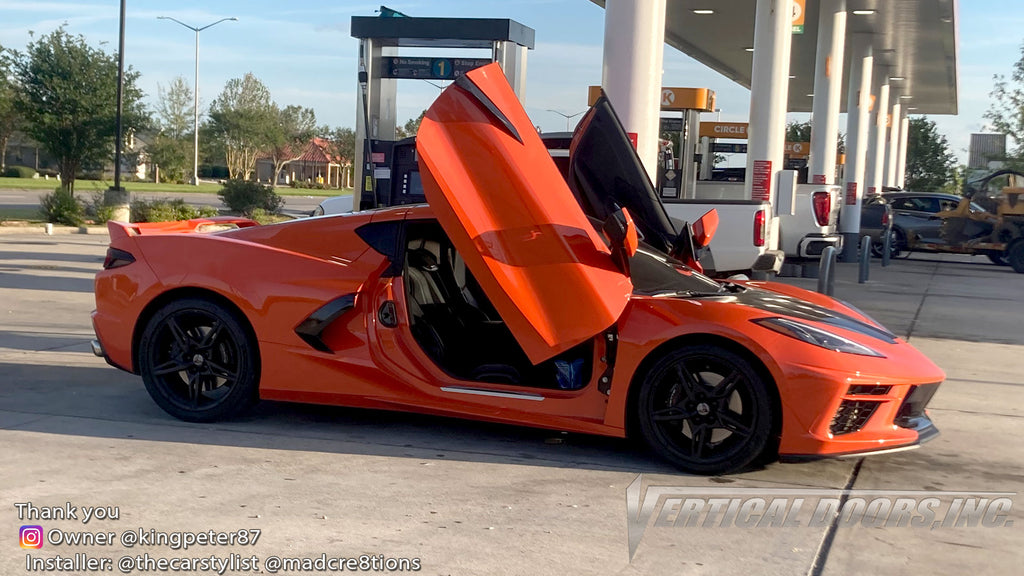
0, 0, 1020, 163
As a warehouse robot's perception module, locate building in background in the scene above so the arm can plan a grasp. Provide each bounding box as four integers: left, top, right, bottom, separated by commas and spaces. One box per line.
969, 133, 1007, 171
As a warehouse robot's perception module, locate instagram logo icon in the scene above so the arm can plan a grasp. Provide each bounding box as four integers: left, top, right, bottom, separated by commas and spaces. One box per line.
20, 526, 43, 549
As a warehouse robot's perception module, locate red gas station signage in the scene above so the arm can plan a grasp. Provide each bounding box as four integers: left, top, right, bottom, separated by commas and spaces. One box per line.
846, 182, 858, 205
751, 160, 772, 202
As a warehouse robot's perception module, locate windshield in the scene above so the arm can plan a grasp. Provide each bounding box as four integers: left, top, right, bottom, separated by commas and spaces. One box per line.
629, 244, 725, 296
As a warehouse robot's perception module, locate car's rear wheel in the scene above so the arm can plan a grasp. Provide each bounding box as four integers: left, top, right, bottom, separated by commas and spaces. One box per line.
871, 230, 901, 259
138, 298, 259, 422
891, 228, 907, 257
636, 345, 773, 475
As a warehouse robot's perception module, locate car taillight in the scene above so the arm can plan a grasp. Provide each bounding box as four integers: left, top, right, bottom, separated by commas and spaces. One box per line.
103, 247, 135, 269
881, 209, 890, 227
753, 209, 766, 247
812, 191, 831, 227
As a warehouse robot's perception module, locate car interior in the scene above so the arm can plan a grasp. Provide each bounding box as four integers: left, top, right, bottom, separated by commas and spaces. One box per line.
402, 221, 594, 390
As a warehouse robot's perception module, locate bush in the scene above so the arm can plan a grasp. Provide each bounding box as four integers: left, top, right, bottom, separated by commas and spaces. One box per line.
84, 192, 125, 224
40, 188, 85, 226
199, 165, 230, 179
289, 180, 329, 190
218, 179, 284, 217
4, 165, 37, 178
131, 198, 219, 223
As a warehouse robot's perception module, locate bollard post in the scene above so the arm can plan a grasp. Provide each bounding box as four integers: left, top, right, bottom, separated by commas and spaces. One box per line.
818, 246, 837, 296
882, 228, 891, 267
859, 235, 871, 283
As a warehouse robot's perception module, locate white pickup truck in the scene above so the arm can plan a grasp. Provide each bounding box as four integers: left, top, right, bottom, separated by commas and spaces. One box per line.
664, 180, 842, 276
779, 183, 843, 264
662, 198, 778, 277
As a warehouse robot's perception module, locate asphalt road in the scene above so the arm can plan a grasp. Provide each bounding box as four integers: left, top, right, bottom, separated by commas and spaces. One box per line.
0, 188, 345, 219
0, 234, 1020, 575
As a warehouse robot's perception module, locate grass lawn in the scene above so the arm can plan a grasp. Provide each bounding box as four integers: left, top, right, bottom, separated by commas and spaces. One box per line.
0, 177, 349, 197
0, 206, 43, 222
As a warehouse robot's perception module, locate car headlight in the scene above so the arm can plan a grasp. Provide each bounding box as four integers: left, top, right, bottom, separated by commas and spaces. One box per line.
752, 317, 885, 357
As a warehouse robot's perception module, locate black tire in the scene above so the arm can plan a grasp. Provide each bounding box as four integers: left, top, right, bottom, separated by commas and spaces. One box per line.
635, 345, 773, 475
871, 230, 900, 259
891, 228, 906, 257
1009, 241, 1024, 274
138, 297, 260, 422
986, 253, 1010, 266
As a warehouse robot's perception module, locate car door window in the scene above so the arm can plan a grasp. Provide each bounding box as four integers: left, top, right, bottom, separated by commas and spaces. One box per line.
892, 197, 940, 213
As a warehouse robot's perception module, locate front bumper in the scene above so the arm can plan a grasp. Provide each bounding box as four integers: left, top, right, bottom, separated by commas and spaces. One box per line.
781, 383, 941, 460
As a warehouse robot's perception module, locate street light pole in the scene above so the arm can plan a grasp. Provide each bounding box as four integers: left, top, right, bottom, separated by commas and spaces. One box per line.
106, 0, 130, 223
546, 109, 587, 131
113, 0, 126, 192
157, 16, 237, 186
193, 27, 199, 186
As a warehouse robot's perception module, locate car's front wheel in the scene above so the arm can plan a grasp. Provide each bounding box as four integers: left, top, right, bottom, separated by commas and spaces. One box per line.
635, 344, 773, 475
138, 298, 260, 422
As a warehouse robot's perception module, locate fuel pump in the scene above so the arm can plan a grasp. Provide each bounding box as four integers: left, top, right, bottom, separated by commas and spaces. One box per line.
350, 13, 535, 211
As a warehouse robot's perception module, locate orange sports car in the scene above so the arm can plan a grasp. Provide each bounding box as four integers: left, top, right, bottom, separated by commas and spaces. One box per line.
92, 64, 943, 474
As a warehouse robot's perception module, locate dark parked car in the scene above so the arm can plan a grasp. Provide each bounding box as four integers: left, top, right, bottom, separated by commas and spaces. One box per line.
860, 194, 894, 257
862, 191, 1005, 264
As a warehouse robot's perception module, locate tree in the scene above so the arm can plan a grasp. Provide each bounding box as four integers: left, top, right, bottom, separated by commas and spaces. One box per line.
0, 43, 20, 172
395, 110, 426, 139
10, 27, 147, 192
320, 126, 355, 188
786, 119, 812, 142
207, 73, 276, 180
905, 116, 956, 192
267, 105, 317, 185
786, 119, 845, 152
986, 44, 1024, 167
149, 76, 193, 183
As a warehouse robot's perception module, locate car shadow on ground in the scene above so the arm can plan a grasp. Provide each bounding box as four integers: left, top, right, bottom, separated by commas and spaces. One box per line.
0, 250, 105, 265
0, 270, 95, 293
0, 361, 686, 475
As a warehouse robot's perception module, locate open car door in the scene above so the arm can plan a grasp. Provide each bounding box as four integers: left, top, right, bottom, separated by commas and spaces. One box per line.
567, 93, 679, 256
417, 64, 633, 364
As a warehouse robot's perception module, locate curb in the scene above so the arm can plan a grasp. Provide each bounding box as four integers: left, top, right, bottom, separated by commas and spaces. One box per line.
0, 223, 108, 236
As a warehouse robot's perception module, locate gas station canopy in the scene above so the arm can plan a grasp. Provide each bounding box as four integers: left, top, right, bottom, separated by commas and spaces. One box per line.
351, 17, 535, 49
590, 0, 959, 115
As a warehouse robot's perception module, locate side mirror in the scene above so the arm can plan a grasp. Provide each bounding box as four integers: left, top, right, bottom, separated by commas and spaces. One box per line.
603, 207, 639, 274
692, 209, 718, 248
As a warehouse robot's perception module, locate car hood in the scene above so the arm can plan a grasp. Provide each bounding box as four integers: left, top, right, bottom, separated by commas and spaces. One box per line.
697, 286, 897, 344
416, 64, 633, 364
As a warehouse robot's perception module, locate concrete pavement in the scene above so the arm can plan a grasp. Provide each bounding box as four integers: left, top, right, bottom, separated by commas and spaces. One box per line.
0, 233, 1020, 575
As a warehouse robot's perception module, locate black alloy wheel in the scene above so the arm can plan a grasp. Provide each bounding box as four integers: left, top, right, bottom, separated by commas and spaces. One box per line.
138, 298, 259, 422
636, 345, 773, 475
